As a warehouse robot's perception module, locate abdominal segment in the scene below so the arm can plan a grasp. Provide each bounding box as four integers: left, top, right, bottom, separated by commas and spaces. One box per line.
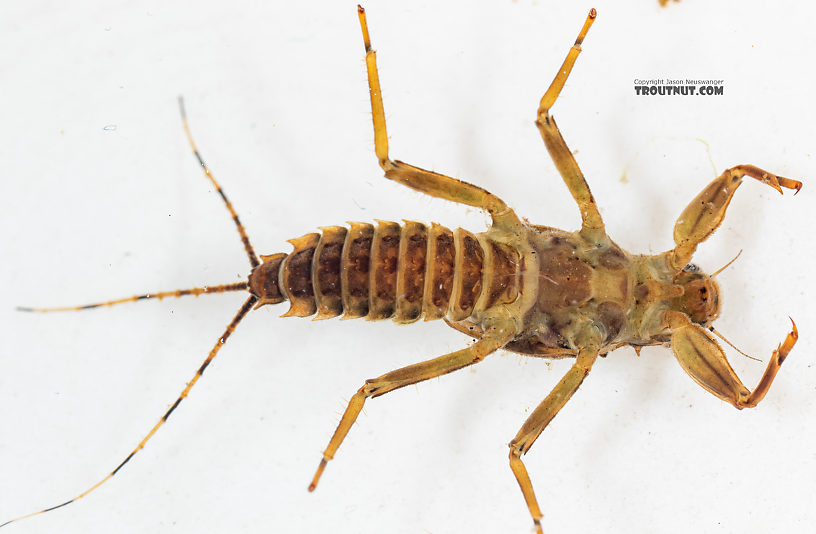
249, 221, 522, 324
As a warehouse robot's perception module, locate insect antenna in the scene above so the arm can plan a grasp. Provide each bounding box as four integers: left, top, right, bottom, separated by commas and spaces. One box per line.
708, 251, 759, 362
0, 294, 259, 529
711, 249, 743, 278
708, 326, 762, 362
179, 95, 260, 269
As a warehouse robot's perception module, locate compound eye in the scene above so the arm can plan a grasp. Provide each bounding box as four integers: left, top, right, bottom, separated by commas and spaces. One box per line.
683, 263, 700, 273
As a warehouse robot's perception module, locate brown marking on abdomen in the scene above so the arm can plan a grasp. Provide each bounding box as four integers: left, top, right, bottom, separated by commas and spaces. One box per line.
281, 233, 320, 317
449, 228, 484, 321
248, 253, 286, 307
395, 221, 427, 323
368, 220, 401, 320
250, 221, 515, 325
423, 224, 455, 321
313, 226, 347, 320
341, 222, 374, 318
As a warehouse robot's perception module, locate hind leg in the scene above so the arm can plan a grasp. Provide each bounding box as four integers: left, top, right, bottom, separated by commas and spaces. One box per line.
356, 7, 521, 231
308, 316, 517, 490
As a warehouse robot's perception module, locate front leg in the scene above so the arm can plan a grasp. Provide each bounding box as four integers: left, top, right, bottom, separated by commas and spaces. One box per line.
669, 164, 801, 269
508, 331, 601, 533
536, 9, 605, 244
357, 6, 521, 232
665, 311, 798, 409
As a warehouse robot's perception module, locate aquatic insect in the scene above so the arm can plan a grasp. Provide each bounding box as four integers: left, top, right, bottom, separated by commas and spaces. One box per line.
2, 6, 803, 533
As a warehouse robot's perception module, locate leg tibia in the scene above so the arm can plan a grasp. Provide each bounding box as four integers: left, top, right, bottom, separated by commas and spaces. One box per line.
509, 447, 543, 533
739, 318, 798, 408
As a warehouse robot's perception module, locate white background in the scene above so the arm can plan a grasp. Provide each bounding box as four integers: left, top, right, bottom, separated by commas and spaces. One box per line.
1, 1, 814, 533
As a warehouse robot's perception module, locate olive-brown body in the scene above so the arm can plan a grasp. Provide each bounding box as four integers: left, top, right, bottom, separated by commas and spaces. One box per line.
5, 8, 802, 534
248, 220, 683, 359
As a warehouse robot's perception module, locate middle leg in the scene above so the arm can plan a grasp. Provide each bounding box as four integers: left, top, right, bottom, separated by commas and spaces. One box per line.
509, 343, 600, 534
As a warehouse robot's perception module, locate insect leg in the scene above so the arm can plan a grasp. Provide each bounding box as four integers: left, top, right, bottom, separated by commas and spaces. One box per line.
356, 6, 521, 231
665, 311, 798, 409
0, 295, 258, 528
308, 316, 518, 491
535, 9, 604, 244
668, 164, 801, 270
508, 343, 599, 534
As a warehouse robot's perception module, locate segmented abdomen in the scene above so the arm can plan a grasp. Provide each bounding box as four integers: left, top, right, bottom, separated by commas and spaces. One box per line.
247, 221, 520, 323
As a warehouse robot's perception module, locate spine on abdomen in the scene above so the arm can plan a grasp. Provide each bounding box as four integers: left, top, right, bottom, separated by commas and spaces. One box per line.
248, 221, 519, 323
